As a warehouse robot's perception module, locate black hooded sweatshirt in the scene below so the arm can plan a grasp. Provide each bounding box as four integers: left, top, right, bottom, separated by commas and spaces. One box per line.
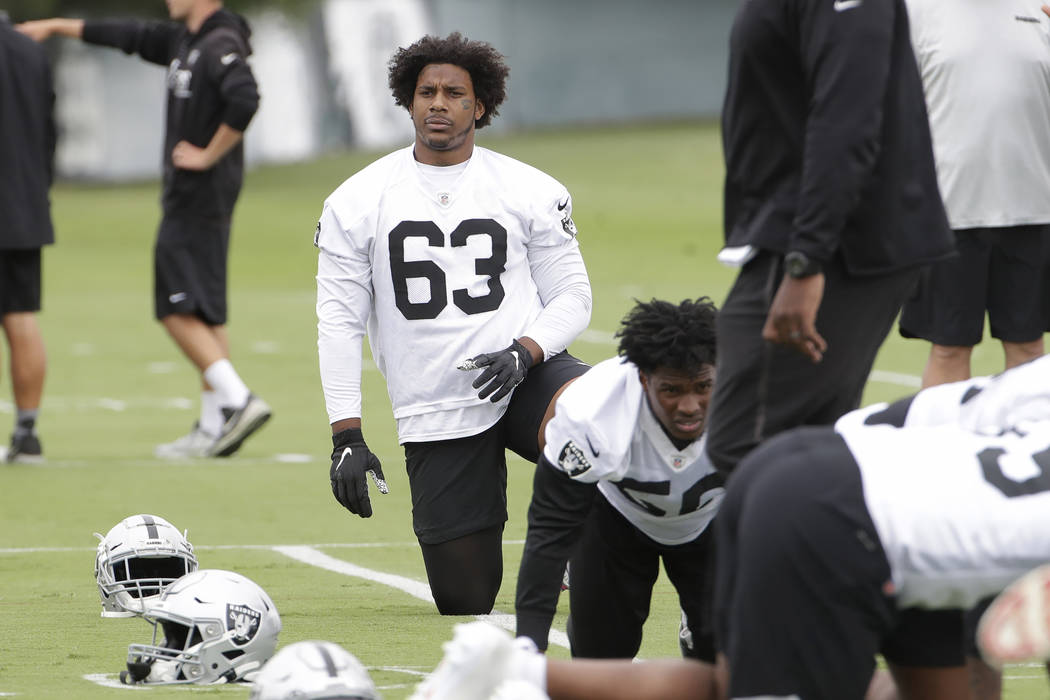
83, 9, 259, 219
0, 16, 55, 248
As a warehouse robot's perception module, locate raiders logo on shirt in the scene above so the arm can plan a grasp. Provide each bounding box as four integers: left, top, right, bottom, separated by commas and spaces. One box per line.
558, 440, 592, 477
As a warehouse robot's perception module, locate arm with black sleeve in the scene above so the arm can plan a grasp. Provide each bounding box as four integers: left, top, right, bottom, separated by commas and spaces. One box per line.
81, 19, 180, 66
515, 455, 598, 651
763, 0, 897, 358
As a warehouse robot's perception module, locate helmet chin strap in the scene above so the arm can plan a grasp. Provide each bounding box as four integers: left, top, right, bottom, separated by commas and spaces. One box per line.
121, 661, 152, 685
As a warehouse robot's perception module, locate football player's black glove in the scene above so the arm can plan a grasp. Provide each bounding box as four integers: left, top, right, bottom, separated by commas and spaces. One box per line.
459, 339, 534, 402
330, 428, 388, 518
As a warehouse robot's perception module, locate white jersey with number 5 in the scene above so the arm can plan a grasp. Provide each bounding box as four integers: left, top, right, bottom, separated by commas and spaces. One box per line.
835, 357, 1050, 609
316, 145, 591, 443
542, 358, 725, 545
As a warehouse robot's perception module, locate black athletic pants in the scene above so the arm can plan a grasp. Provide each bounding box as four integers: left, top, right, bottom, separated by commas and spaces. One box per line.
705, 250, 921, 474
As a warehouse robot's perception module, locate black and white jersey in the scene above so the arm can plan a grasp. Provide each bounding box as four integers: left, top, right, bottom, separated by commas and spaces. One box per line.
316, 145, 591, 443
543, 358, 724, 545
836, 356, 1050, 609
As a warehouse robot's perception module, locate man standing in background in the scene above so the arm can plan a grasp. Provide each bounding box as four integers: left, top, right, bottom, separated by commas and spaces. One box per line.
0, 11, 55, 462
18, 0, 270, 459
899, 2, 1050, 696
900, 0, 1049, 388
705, 0, 956, 476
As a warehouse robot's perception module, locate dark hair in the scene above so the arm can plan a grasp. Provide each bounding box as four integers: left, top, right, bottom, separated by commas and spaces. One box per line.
616, 298, 718, 375
387, 32, 509, 129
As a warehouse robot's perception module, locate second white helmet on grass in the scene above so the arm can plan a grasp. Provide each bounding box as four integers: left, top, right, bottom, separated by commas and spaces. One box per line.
94, 513, 198, 618
122, 569, 280, 685
250, 640, 380, 700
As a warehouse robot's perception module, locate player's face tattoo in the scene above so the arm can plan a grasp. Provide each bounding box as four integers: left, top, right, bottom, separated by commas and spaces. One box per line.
410, 63, 484, 165
640, 364, 716, 443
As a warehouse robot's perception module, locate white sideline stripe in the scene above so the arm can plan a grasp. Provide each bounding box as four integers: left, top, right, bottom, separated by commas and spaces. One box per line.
274, 546, 571, 649
0, 540, 529, 555
868, 369, 921, 388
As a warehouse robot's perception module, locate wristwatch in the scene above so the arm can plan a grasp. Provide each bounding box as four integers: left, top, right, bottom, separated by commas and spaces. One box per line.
784, 251, 823, 278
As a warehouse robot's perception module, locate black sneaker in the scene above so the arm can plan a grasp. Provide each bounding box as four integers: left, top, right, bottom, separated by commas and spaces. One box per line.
208, 393, 272, 457
7, 432, 43, 463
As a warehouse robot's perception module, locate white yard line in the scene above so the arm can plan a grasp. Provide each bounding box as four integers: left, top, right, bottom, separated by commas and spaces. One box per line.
274, 545, 570, 649
0, 540, 529, 555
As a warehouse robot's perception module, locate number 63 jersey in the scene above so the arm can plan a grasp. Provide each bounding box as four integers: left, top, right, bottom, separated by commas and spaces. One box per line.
836, 359, 1050, 610
315, 145, 590, 443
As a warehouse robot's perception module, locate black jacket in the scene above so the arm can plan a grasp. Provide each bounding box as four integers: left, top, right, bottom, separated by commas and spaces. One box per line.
0, 18, 55, 249
83, 9, 259, 219
721, 0, 954, 275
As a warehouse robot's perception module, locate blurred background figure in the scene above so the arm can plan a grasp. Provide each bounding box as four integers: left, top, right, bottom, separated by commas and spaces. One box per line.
17, 0, 271, 459
0, 10, 55, 463
899, 0, 1050, 391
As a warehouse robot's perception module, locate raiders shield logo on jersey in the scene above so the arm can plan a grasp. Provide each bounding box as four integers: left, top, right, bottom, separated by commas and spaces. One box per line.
558, 440, 592, 477
226, 603, 261, 645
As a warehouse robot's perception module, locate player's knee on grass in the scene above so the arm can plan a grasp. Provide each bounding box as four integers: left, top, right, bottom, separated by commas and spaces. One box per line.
421, 526, 504, 615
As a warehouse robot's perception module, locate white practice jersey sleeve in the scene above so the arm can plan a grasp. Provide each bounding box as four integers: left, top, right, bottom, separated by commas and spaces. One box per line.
542, 358, 725, 545
837, 415, 1050, 610
315, 146, 591, 440
839, 355, 1050, 434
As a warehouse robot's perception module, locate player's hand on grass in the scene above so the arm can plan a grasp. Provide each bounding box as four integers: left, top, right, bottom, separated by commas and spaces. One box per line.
458, 339, 534, 402
330, 428, 388, 518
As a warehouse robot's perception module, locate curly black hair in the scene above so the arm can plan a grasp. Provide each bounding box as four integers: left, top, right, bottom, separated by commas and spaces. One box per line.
387, 32, 509, 130
616, 298, 718, 375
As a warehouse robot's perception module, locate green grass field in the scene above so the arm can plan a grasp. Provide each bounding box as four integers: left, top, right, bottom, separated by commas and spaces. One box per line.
0, 121, 1046, 699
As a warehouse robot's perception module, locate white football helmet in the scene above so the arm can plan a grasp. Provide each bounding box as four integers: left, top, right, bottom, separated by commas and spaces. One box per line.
249, 640, 379, 700
94, 513, 198, 617
122, 569, 281, 685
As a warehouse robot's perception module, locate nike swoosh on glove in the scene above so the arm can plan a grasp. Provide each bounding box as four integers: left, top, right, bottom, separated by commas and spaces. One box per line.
330, 427, 388, 518
458, 339, 534, 402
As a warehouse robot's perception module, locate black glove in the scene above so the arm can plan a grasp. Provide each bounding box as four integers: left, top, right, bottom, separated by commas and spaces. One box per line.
459, 339, 534, 402
330, 428, 388, 518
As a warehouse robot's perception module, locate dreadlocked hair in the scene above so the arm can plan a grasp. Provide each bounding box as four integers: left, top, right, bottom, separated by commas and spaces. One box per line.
387, 32, 509, 129
615, 297, 718, 374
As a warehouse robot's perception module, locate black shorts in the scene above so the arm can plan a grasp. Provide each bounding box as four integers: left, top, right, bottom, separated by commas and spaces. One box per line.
900, 225, 1048, 345
716, 427, 964, 700
404, 351, 589, 544
153, 213, 231, 324
568, 495, 717, 662
0, 249, 42, 314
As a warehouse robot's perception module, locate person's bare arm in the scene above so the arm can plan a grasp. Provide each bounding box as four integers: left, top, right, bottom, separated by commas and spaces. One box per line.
15, 18, 84, 42
546, 657, 717, 700
171, 124, 244, 171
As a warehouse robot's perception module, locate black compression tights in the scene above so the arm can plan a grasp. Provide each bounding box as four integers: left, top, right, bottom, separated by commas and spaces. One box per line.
419, 524, 504, 615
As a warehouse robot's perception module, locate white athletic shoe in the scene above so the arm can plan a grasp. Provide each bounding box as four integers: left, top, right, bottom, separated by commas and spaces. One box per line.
208, 393, 272, 457
977, 564, 1050, 667
154, 423, 216, 459
409, 621, 514, 700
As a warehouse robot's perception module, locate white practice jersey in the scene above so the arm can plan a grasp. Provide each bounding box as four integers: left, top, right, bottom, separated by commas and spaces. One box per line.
906, 0, 1050, 228
316, 146, 591, 442
835, 355, 1050, 609
542, 358, 724, 546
